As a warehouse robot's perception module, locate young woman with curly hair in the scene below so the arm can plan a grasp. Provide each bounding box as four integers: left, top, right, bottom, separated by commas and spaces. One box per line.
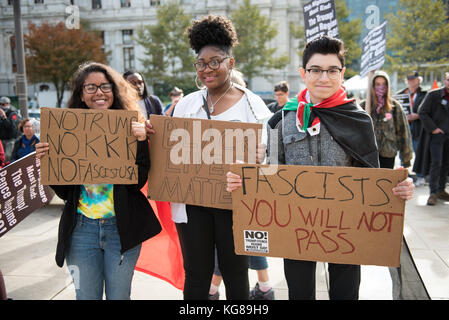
164, 15, 273, 300
35, 62, 161, 300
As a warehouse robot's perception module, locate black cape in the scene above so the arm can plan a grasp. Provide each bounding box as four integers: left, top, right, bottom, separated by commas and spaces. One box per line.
268, 101, 379, 168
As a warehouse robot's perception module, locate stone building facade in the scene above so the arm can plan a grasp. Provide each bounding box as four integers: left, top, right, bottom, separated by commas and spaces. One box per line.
0, 0, 304, 106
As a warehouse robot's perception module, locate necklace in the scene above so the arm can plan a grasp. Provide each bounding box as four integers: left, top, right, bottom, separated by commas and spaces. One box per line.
207, 82, 233, 113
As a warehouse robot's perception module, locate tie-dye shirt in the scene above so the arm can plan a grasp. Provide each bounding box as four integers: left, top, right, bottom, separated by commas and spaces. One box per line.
77, 184, 115, 219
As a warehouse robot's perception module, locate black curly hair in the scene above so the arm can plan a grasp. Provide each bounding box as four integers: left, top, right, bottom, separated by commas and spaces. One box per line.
186, 15, 239, 55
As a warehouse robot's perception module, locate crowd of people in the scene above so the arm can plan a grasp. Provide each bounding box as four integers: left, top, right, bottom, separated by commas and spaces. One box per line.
1, 13, 448, 302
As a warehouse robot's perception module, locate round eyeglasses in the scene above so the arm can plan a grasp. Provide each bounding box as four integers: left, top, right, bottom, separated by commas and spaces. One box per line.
83, 83, 113, 94
193, 57, 230, 72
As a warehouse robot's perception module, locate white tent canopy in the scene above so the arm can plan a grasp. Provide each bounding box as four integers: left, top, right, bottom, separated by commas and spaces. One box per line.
343, 74, 369, 92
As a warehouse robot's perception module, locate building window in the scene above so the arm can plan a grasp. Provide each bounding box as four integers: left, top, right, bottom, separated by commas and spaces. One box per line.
92, 0, 102, 9
121, 0, 131, 7
123, 47, 135, 70
150, 0, 160, 6
122, 30, 133, 45
35, 0, 44, 3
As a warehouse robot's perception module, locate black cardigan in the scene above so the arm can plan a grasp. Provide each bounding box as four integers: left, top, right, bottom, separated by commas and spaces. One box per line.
51, 140, 162, 267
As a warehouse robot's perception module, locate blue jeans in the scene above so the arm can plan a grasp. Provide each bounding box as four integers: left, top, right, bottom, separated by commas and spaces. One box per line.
65, 214, 141, 300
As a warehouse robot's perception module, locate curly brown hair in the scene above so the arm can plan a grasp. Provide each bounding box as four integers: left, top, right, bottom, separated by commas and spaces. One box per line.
186, 15, 239, 55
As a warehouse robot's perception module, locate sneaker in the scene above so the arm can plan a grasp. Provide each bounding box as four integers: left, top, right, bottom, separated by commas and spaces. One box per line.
208, 291, 219, 300
427, 193, 438, 206
415, 177, 425, 187
437, 190, 449, 201
249, 283, 275, 300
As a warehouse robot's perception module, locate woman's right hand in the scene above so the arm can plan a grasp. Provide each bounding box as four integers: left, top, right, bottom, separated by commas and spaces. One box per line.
35, 142, 49, 159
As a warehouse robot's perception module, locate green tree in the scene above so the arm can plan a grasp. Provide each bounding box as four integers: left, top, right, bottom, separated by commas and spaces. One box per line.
386, 0, 449, 76
290, 0, 362, 78
136, 1, 196, 100
231, 0, 289, 89
24, 22, 108, 108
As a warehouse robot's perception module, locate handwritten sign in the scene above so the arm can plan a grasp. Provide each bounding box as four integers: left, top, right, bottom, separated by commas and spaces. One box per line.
40, 108, 139, 185
303, 0, 339, 43
360, 20, 387, 77
230, 164, 407, 267
147, 115, 262, 210
0, 152, 54, 238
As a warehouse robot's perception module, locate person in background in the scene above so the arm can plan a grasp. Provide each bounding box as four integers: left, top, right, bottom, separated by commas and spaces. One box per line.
164, 87, 184, 116
35, 62, 161, 300
361, 70, 417, 300
267, 81, 289, 113
11, 118, 40, 162
227, 36, 415, 300
397, 71, 427, 186
360, 70, 413, 170
123, 70, 163, 119
413, 72, 449, 206
0, 96, 20, 162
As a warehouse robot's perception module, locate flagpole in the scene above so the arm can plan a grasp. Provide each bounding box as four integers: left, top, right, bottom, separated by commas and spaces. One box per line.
13, 0, 28, 118
365, 70, 375, 115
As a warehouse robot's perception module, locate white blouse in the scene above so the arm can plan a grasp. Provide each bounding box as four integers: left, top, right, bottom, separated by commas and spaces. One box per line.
170, 84, 272, 223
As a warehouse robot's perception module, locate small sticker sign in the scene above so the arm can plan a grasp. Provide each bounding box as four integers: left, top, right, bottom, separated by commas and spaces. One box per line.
244, 230, 269, 253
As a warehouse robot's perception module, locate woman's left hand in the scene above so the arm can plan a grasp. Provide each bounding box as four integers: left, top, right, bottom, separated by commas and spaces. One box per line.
392, 177, 415, 200
132, 121, 147, 141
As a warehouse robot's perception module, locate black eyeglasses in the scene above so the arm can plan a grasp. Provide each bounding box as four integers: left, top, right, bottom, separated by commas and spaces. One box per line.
193, 57, 230, 72
306, 67, 343, 80
83, 83, 113, 94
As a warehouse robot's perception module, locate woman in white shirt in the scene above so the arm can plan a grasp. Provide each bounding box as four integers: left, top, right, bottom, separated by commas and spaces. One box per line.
164, 15, 272, 299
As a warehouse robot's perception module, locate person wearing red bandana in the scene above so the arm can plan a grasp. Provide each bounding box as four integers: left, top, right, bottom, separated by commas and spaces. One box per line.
227, 36, 415, 300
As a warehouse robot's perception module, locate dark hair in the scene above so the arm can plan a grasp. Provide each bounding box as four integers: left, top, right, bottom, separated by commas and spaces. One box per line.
302, 35, 346, 68
274, 81, 289, 93
67, 62, 141, 119
186, 15, 239, 55
123, 69, 149, 99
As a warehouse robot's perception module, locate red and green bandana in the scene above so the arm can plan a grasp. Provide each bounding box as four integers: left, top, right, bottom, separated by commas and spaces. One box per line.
283, 87, 354, 134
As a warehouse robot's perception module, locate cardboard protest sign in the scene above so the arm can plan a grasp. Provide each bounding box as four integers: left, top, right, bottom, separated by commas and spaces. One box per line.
147, 115, 262, 210
303, 0, 339, 43
393, 93, 411, 115
230, 163, 407, 267
360, 20, 387, 77
0, 152, 54, 238
40, 108, 139, 185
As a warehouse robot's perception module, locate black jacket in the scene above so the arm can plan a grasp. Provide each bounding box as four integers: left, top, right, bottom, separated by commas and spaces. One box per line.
50, 140, 162, 267
413, 88, 449, 175
0, 108, 20, 141
397, 87, 427, 140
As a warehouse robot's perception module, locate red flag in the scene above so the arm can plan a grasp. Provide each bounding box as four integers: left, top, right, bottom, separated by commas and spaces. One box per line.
432, 80, 439, 89
135, 184, 184, 290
